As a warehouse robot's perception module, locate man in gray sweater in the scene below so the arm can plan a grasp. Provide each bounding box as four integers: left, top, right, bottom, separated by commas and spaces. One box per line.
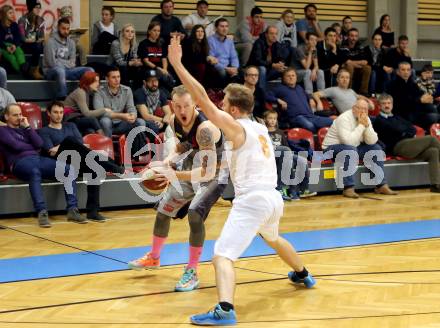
43, 18, 93, 99
93, 66, 145, 137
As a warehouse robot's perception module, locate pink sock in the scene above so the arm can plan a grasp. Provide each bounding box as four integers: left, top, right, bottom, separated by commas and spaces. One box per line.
150, 235, 166, 259
188, 246, 203, 269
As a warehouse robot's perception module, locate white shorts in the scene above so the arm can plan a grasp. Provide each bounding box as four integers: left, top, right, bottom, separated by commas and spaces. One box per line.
214, 189, 284, 261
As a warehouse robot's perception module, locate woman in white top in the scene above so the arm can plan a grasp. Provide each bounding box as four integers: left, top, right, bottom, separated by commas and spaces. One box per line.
91, 6, 119, 55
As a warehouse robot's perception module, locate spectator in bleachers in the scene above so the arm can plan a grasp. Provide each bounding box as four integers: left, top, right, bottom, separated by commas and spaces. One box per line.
182, 1, 212, 37
0, 5, 29, 76
64, 71, 108, 135
151, 0, 185, 46
91, 6, 119, 55
58, 6, 87, 66
330, 22, 342, 46
340, 28, 371, 96
312, 69, 374, 114
383, 35, 412, 72
0, 86, 15, 118
276, 9, 297, 50
242, 66, 267, 119
322, 98, 397, 198
17, 0, 44, 80
108, 23, 143, 89
182, 24, 213, 86
374, 94, 440, 193
38, 101, 124, 222
134, 69, 171, 136
289, 32, 325, 95
416, 64, 436, 97
296, 4, 324, 44
235, 6, 267, 67
138, 21, 174, 90
0, 103, 86, 227
365, 33, 387, 94
266, 68, 332, 132
373, 14, 394, 48
93, 66, 144, 137
386, 61, 439, 130
317, 27, 342, 87
340, 16, 353, 43
207, 18, 239, 87
264, 110, 316, 200
247, 25, 287, 88
0, 67, 6, 89
43, 18, 93, 100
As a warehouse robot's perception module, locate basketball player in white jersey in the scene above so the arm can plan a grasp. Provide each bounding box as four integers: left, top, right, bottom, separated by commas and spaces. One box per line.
167, 35, 316, 325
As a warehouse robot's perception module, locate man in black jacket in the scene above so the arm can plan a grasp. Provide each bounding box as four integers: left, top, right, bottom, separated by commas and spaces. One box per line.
373, 93, 440, 192
386, 62, 439, 130
317, 27, 343, 87
247, 26, 288, 87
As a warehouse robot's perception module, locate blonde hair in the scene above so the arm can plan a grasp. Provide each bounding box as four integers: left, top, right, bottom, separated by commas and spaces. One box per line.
120, 23, 137, 49
224, 84, 254, 114
171, 85, 190, 99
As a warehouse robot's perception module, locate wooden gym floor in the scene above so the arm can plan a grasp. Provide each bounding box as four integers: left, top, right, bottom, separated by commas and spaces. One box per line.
1, 188, 440, 327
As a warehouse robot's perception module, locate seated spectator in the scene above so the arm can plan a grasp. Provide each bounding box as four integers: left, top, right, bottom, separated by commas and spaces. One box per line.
64, 71, 109, 135
0, 86, 15, 118
289, 32, 325, 95
373, 14, 394, 48
17, 0, 44, 79
58, 6, 87, 66
317, 27, 343, 87
0, 66, 6, 89
43, 18, 94, 100
134, 69, 172, 136
416, 64, 436, 97
182, 24, 213, 86
365, 33, 387, 94
330, 22, 342, 45
108, 23, 143, 89
312, 69, 374, 114
39, 101, 124, 222
91, 6, 119, 55
242, 66, 267, 119
383, 35, 412, 72
247, 25, 287, 88
264, 110, 316, 200
138, 21, 174, 90
235, 6, 266, 66
151, 0, 185, 46
93, 67, 145, 137
340, 16, 352, 43
0, 5, 29, 75
276, 9, 297, 50
296, 4, 324, 44
322, 98, 397, 198
207, 18, 239, 87
0, 103, 86, 227
266, 68, 333, 132
182, 1, 212, 37
386, 62, 439, 130
340, 28, 371, 95
374, 94, 440, 193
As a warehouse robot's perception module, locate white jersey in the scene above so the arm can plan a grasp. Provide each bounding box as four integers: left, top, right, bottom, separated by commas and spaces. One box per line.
225, 118, 277, 196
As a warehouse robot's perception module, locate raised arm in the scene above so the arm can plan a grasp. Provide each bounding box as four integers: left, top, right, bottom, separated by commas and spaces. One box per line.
167, 35, 244, 149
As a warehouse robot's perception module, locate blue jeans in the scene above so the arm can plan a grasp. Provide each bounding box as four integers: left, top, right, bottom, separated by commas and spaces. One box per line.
258, 66, 282, 88
275, 146, 309, 193
45, 66, 94, 98
325, 143, 386, 188
290, 115, 333, 133
99, 117, 145, 137
12, 155, 78, 213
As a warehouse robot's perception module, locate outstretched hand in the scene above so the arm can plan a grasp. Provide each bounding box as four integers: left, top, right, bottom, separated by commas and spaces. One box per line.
168, 35, 182, 67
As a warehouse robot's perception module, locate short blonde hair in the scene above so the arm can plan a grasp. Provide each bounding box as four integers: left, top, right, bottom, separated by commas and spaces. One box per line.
171, 85, 190, 98
224, 83, 254, 114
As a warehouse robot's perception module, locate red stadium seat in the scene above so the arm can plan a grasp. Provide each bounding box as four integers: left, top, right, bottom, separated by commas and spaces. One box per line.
118, 134, 151, 171
317, 127, 330, 150
287, 128, 315, 150
83, 134, 115, 160
18, 102, 42, 129
368, 97, 381, 117
0, 152, 8, 182
414, 125, 425, 137
430, 123, 440, 140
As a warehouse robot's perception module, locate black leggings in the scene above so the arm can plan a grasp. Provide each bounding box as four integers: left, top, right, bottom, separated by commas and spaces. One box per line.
69, 116, 102, 135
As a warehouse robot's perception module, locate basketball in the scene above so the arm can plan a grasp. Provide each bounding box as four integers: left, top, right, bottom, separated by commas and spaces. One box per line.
140, 168, 168, 195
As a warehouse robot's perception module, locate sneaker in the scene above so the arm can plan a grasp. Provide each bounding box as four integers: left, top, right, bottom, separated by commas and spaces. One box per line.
127, 252, 160, 271
67, 208, 88, 224
175, 266, 199, 292
299, 190, 317, 198
87, 212, 107, 222
190, 304, 237, 326
288, 271, 316, 288
278, 188, 291, 201
38, 210, 51, 228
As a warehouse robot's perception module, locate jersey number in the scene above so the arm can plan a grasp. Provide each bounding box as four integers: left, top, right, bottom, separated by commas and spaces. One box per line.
258, 135, 270, 158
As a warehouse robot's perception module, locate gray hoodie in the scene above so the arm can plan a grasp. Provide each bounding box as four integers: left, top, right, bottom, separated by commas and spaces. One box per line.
43, 32, 76, 73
